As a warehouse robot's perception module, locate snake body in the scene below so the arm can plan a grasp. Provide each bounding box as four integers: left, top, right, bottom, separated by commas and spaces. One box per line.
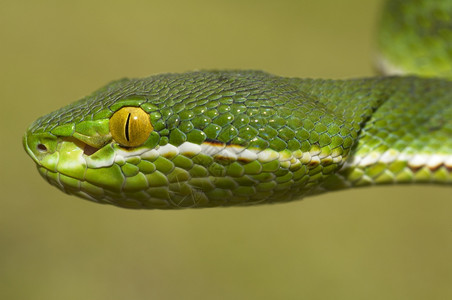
23, 71, 452, 208
377, 0, 452, 77
24, 0, 452, 209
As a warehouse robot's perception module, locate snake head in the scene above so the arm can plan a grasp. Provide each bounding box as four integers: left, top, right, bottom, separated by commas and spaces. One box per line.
24, 71, 355, 209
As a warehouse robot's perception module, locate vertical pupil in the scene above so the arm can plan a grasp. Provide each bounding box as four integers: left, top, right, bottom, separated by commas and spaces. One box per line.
125, 113, 131, 141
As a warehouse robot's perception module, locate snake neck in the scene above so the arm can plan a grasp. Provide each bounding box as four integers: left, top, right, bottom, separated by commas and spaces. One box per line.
304, 76, 452, 194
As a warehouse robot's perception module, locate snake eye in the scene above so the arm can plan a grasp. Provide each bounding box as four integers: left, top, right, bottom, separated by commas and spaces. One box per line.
109, 107, 153, 147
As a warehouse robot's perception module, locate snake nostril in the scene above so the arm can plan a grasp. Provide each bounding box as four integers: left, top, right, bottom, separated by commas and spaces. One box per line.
37, 144, 47, 152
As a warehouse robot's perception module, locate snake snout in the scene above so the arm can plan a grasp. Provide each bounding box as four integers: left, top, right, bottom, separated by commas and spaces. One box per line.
23, 131, 58, 165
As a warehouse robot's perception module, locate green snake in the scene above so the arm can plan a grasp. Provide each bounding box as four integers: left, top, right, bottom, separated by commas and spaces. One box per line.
23, 0, 452, 209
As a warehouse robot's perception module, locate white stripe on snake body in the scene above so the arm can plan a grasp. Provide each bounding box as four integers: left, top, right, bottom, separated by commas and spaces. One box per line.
346, 150, 452, 170
110, 141, 346, 170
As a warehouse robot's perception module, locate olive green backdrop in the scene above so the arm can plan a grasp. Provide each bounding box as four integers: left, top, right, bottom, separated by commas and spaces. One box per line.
1, 0, 451, 299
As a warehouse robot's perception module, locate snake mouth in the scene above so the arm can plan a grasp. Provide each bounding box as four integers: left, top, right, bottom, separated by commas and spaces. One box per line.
35, 138, 100, 156
24, 130, 104, 164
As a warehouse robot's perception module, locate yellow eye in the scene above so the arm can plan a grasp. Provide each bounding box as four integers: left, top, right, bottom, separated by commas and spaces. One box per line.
109, 107, 153, 147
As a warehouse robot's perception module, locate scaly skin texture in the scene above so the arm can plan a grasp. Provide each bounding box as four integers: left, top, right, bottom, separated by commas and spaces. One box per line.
377, 0, 452, 77
23, 71, 452, 209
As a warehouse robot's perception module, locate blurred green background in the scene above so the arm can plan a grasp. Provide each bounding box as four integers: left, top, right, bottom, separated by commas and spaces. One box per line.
2, 0, 452, 299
